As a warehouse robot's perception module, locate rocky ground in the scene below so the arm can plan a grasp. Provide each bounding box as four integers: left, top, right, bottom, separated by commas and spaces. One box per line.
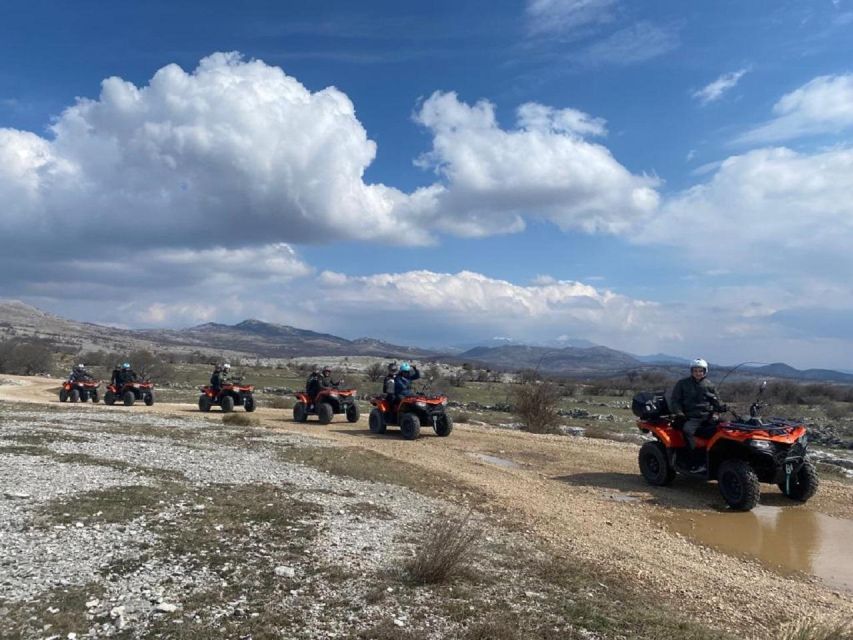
1, 376, 852, 639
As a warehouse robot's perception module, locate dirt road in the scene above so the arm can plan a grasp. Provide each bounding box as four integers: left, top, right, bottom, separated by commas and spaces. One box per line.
3, 375, 851, 636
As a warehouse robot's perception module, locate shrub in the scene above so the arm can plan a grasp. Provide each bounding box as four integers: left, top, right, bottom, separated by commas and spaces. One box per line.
0, 339, 54, 375
512, 381, 562, 433
222, 413, 260, 427
453, 412, 471, 423
824, 402, 851, 421
404, 509, 481, 585
365, 361, 385, 382
265, 396, 294, 410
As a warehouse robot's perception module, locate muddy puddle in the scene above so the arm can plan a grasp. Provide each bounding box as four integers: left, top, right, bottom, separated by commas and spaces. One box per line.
660, 506, 853, 591
468, 453, 521, 469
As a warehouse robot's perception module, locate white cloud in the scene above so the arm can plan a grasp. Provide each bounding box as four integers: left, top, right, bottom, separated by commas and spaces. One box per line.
692, 68, 750, 105
413, 91, 659, 236
525, 0, 618, 36
641, 146, 853, 288
0, 52, 658, 258
577, 21, 679, 67
737, 73, 853, 144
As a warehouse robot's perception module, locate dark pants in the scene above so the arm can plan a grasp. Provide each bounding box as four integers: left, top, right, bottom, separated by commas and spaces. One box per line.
683, 418, 705, 450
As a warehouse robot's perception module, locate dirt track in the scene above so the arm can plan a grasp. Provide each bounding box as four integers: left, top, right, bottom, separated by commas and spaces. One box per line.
2, 375, 851, 637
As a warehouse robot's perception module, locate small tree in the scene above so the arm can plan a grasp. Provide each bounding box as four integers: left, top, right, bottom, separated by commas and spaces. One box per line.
512, 381, 562, 433
365, 361, 385, 382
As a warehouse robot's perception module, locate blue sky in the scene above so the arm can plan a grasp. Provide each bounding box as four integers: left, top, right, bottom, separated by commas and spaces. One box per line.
2, 0, 853, 369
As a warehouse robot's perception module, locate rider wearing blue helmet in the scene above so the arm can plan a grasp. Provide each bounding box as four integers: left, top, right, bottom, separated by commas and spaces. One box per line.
393, 361, 420, 399
112, 362, 138, 388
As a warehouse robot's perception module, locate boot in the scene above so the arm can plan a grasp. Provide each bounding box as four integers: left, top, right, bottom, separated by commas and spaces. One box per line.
688, 448, 707, 473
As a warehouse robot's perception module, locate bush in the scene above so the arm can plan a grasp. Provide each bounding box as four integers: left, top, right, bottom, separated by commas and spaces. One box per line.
222, 413, 260, 427
512, 381, 562, 433
452, 412, 471, 423
265, 396, 294, 410
404, 509, 481, 585
0, 339, 54, 375
365, 361, 385, 382
824, 402, 851, 421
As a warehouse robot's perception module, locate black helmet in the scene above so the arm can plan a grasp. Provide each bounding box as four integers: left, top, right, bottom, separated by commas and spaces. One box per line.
322, 366, 332, 376
387, 362, 399, 374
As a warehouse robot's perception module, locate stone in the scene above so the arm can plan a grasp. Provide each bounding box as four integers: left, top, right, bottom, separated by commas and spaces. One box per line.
274, 566, 296, 578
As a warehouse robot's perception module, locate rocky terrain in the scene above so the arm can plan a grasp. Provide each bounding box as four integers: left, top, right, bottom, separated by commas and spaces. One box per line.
1, 376, 852, 639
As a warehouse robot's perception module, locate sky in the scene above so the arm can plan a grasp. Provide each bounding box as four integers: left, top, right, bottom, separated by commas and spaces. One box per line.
2, 0, 853, 369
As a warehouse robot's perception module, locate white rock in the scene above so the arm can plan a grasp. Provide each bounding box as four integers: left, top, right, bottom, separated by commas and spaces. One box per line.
155, 603, 178, 613
85, 598, 99, 608
393, 619, 405, 627
274, 566, 296, 578
3, 491, 30, 499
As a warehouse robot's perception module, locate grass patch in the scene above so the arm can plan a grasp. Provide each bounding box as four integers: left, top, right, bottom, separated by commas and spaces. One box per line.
0, 431, 90, 445
33, 483, 168, 528
277, 445, 488, 506
0, 582, 105, 640
264, 395, 295, 409
404, 510, 481, 585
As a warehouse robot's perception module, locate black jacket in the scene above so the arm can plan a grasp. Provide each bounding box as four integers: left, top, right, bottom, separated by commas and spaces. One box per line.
670, 376, 721, 419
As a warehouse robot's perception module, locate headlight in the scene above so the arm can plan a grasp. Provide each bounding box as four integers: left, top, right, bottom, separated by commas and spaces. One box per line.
749, 439, 773, 451
441, 398, 448, 406
415, 401, 427, 409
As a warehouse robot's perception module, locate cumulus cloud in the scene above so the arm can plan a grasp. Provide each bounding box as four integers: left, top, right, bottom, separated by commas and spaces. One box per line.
0, 52, 657, 259
692, 68, 750, 105
736, 73, 853, 144
413, 91, 659, 236
641, 145, 853, 294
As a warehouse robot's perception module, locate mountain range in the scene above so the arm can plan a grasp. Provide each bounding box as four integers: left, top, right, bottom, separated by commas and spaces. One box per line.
2, 299, 852, 382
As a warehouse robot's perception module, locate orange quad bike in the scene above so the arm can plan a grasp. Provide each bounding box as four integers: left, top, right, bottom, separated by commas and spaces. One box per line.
60, 379, 100, 403
105, 381, 155, 407
198, 380, 256, 413
368, 388, 452, 440
633, 383, 818, 511
293, 387, 359, 425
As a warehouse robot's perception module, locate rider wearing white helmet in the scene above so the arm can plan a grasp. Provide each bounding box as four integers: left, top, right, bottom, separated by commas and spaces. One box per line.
670, 358, 726, 472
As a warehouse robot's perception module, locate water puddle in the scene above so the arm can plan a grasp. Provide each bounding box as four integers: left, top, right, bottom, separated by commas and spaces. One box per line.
468, 453, 521, 469
659, 506, 853, 591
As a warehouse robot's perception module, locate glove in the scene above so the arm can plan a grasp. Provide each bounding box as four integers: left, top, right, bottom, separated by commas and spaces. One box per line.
716, 404, 728, 413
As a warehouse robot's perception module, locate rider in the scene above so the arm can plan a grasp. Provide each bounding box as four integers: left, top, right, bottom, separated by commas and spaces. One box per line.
210, 363, 230, 392
669, 358, 726, 472
383, 362, 399, 402
393, 362, 420, 401
112, 362, 138, 389
68, 363, 93, 382
317, 366, 340, 391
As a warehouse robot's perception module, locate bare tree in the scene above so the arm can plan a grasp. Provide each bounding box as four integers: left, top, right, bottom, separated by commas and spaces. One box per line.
365, 361, 385, 382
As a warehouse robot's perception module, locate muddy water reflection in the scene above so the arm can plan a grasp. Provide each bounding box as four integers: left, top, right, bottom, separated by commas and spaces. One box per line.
661, 506, 853, 591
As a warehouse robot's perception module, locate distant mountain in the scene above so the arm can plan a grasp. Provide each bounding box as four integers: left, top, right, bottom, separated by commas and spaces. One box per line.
457, 344, 643, 376
2, 300, 852, 381
0, 300, 433, 360
634, 353, 692, 365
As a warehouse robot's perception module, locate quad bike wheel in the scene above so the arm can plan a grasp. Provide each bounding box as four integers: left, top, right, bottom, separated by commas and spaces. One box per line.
244, 395, 256, 412
122, 391, 135, 407
778, 459, 819, 502
718, 459, 760, 511
346, 403, 360, 423
639, 441, 676, 486
59, 389, 68, 403
70, 389, 81, 403
293, 402, 308, 423
400, 412, 421, 440
434, 413, 453, 437
144, 393, 154, 406
221, 395, 235, 413
104, 391, 116, 405
368, 408, 386, 434
317, 402, 334, 425
198, 395, 212, 412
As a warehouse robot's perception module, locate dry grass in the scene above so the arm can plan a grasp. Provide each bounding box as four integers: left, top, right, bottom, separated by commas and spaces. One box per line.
222, 412, 261, 427
776, 618, 853, 640
264, 395, 295, 409
404, 509, 481, 585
